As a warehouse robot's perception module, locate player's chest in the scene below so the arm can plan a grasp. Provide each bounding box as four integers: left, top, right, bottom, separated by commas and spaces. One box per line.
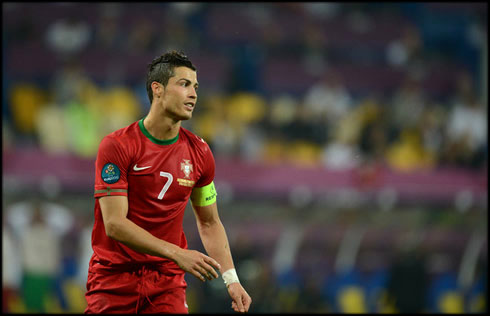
127, 145, 200, 199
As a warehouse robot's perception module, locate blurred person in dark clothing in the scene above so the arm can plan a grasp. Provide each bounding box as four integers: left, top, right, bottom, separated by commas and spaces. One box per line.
385, 247, 429, 313
297, 274, 330, 313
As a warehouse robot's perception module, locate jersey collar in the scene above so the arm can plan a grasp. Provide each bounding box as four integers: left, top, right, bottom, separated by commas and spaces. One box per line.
138, 118, 179, 145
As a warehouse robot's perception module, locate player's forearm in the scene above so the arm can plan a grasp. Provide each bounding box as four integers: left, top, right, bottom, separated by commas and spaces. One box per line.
197, 219, 235, 272
105, 218, 181, 262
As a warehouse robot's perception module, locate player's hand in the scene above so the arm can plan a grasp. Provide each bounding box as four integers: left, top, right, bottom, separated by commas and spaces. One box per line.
227, 283, 252, 313
174, 248, 221, 282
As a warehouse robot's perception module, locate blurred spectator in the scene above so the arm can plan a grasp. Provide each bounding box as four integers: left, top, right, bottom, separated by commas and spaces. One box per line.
263, 94, 298, 141
56, 214, 88, 313
5, 194, 75, 313
386, 24, 423, 69
45, 12, 91, 58
6, 197, 75, 249
385, 128, 435, 172
93, 3, 125, 52
321, 130, 361, 171
443, 72, 487, 169
256, 8, 284, 57
35, 102, 70, 154
324, 268, 368, 313
286, 101, 328, 146
206, 118, 240, 159
417, 103, 447, 165
226, 92, 267, 161
76, 216, 93, 289
239, 123, 267, 163
42, 61, 103, 155
99, 85, 143, 133
356, 96, 389, 164
227, 44, 264, 94
155, 8, 195, 55
302, 2, 341, 21
427, 252, 464, 313
63, 98, 100, 158
2, 119, 14, 152
2, 217, 23, 313
19, 202, 62, 312
389, 75, 427, 134
8, 83, 48, 140
466, 259, 487, 313
385, 246, 429, 313
50, 60, 88, 105
302, 21, 328, 76
167, 3, 207, 52
303, 71, 353, 129
125, 18, 157, 55
358, 249, 390, 313
261, 94, 298, 163
226, 92, 267, 132
296, 274, 330, 312
191, 93, 228, 143
245, 260, 279, 313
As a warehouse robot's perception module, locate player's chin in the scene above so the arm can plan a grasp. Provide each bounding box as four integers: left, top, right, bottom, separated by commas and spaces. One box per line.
178, 112, 193, 120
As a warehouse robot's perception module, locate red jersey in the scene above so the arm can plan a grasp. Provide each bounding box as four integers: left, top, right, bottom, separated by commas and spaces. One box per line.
89, 118, 215, 273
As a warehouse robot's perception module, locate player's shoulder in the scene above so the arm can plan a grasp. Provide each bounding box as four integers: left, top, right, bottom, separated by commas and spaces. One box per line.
180, 127, 211, 152
100, 120, 140, 146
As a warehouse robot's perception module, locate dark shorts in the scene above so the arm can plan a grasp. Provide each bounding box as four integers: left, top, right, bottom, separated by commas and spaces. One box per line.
85, 264, 188, 314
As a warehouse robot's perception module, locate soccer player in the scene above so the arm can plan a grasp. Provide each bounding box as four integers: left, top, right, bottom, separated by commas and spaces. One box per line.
84, 50, 252, 313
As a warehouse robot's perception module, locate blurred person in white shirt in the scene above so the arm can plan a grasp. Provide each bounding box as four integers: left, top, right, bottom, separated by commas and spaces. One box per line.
19, 202, 62, 312
2, 218, 23, 313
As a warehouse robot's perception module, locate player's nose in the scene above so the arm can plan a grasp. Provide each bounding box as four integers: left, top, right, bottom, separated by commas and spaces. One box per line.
189, 88, 197, 99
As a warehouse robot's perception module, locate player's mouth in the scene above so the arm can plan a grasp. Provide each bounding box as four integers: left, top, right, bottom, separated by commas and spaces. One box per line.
184, 102, 195, 111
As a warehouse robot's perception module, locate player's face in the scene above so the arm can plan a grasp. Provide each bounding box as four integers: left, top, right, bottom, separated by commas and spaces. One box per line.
161, 66, 198, 121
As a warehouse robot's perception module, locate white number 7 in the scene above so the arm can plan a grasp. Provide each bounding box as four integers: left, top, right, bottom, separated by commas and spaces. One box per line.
158, 172, 173, 200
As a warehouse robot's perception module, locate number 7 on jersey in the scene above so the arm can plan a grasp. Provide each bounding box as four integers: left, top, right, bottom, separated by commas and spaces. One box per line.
158, 172, 173, 199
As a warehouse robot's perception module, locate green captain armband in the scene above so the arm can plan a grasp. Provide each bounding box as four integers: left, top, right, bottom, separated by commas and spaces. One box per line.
190, 181, 217, 207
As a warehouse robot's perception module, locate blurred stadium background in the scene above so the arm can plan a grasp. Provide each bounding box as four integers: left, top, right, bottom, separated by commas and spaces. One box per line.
2, 2, 487, 313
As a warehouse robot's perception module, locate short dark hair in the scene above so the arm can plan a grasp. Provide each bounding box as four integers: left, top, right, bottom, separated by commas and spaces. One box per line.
146, 50, 196, 104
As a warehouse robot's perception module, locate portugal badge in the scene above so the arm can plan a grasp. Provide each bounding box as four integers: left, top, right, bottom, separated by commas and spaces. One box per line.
180, 159, 193, 179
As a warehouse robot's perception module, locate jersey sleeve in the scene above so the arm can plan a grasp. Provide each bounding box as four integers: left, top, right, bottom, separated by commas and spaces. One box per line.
195, 141, 215, 188
94, 135, 131, 198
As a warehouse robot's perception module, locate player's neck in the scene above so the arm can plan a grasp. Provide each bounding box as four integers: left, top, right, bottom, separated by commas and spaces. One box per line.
143, 114, 181, 141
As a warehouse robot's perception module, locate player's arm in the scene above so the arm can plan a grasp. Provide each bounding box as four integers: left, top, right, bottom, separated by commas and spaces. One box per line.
191, 182, 252, 313
99, 195, 221, 282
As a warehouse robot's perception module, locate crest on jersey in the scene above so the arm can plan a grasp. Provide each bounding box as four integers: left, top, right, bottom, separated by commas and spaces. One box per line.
180, 159, 193, 179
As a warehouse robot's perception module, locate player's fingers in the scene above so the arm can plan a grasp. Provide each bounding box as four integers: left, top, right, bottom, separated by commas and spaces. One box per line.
242, 294, 252, 312
232, 301, 239, 312
195, 265, 213, 280
203, 256, 221, 272
191, 267, 206, 282
235, 294, 245, 313
199, 260, 219, 279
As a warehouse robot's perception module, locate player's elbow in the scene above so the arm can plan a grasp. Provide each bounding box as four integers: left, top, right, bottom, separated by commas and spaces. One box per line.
198, 216, 221, 231
104, 219, 125, 240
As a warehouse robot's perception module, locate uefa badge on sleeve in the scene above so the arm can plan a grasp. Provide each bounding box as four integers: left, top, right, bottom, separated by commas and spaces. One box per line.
102, 163, 121, 184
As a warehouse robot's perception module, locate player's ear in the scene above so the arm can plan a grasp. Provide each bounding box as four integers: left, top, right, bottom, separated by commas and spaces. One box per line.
151, 81, 163, 98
